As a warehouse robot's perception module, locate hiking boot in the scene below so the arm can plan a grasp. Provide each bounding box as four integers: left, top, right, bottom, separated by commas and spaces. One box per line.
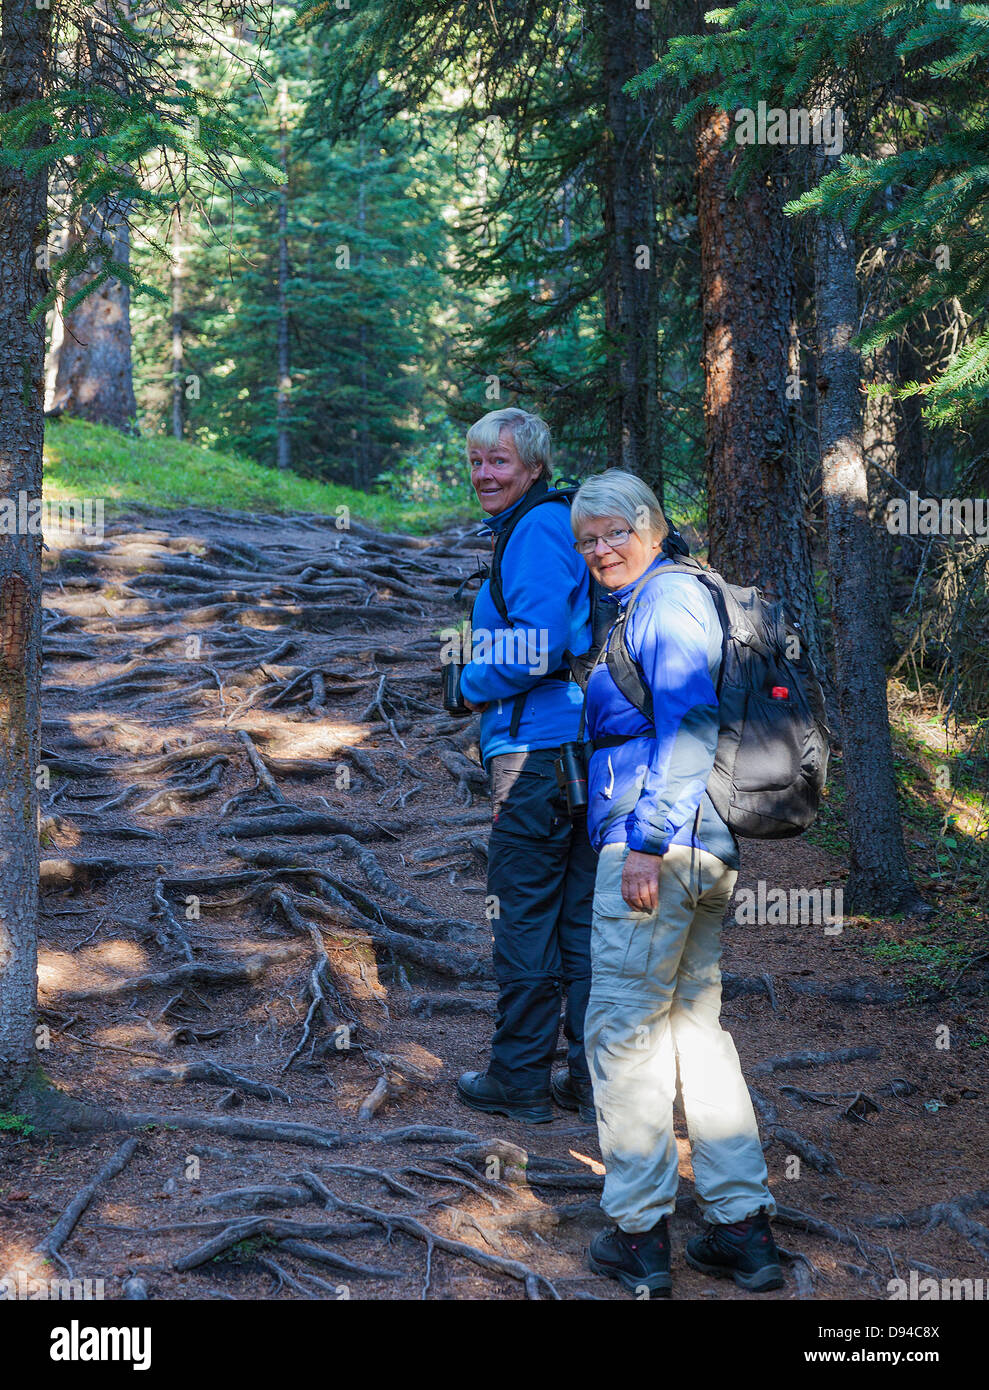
456, 1070, 553, 1124
588, 1219, 672, 1298
685, 1208, 784, 1291
550, 1069, 596, 1123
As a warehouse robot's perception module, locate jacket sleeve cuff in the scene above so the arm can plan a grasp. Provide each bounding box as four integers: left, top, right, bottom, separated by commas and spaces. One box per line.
625, 818, 671, 857
458, 663, 486, 703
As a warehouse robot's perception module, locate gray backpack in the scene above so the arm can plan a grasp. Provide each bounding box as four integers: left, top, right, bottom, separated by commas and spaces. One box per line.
600, 559, 831, 839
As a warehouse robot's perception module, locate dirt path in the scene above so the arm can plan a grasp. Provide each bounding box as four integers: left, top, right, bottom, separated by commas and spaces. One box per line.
3, 506, 985, 1301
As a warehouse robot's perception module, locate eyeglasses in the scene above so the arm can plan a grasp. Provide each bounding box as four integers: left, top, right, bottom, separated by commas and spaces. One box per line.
573, 528, 634, 555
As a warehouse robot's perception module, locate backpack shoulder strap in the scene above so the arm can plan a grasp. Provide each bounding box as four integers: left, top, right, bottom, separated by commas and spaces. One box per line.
488, 480, 570, 621
607, 560, 732, 717
603, 568, 668, 721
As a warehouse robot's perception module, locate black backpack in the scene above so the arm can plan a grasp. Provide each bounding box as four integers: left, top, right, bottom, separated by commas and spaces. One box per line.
461, 477, 689, 737
578, 558, 831, 840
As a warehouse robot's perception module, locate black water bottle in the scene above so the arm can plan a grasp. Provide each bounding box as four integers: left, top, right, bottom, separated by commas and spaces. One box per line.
442, 660, 470, 717
554, 741, 588, 816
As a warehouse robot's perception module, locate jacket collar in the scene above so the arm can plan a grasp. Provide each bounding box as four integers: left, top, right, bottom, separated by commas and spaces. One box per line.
477, 476, 550, 538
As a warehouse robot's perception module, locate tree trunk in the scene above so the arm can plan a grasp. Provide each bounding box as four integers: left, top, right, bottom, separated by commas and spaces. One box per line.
596, 0, 660, 494
49, 206, 138, 431
862, 333, 900, 661
0, 0, 50, 1103
48, 4, 137, 433
276, 106, 291, 472
812, 150, 925, 917
356, 126, 372, 490
696, 105, 822, 668
171, 212, 185, 440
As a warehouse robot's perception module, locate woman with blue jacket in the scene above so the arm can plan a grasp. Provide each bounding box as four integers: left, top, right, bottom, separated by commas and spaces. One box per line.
571, 469, 783, 1298
453, 407, 597, 1124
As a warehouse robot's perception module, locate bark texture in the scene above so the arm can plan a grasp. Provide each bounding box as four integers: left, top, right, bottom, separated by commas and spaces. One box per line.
596, 0, 660, 493
813, 149, 924, 916
0, 0, 50, 1102
697, 105, 822, 666
276, 108, 291, 472
171, 213, 185, 439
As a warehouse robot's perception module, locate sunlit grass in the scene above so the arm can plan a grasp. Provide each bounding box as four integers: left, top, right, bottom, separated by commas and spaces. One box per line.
43, 417, 475, 534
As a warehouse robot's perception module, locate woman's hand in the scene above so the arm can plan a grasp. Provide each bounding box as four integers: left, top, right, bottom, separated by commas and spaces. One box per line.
464, 697, 488, 713
621, 849, 663, 912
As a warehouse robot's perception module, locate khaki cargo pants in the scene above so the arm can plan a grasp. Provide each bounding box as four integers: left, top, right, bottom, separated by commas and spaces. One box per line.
584, 841, 775, 1232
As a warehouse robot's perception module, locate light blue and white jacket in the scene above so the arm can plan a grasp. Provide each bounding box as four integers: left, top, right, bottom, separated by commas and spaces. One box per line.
584, 554, 739, 869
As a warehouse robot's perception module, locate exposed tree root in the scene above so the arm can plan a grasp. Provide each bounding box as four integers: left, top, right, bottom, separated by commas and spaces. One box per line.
56, 946, 307, 1003
749, 1086, 843, 1175
356, 1051, 435, 1123
275, 1238, 402, 1280
278, 1170, 561, 1299
132, 1062, 292, 1104
851, 1190, 989, 1257
202, 1184, 312, 1213
119, 1112, 343, 1151
434, 745, 487, 806
41, 857, 160, 889
269, 888, 355, 1070
786, 978, 905, 1005
723, 972, 779, 1009
173, 1216, 392, 1273
217, 810, 404, 842
32, 1137, 140, 1276
752, 1046, 881, 1076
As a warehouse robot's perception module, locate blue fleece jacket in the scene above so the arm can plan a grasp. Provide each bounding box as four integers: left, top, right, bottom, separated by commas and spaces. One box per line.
584, 555, 739, 869
459, 488, 591, 765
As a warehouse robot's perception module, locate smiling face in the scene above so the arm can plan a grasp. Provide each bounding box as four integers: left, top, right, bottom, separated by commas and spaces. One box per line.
469, 429, 542, 516
575, 513, 661, 591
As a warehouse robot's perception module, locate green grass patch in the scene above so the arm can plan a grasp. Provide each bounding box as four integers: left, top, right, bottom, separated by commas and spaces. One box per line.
860, 937, 975, 1003
805, 755, 850, 859
44, 418, 475, 534
0, 1113, 36, 1137
213, 1235, 278, 1263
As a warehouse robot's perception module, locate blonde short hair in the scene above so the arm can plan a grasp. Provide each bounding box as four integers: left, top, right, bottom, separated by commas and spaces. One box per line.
465, 408, 552, 480
571, 470, 669, 542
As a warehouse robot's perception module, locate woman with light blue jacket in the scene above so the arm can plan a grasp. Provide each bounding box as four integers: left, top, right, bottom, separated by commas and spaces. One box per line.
571, 469, 782, 1299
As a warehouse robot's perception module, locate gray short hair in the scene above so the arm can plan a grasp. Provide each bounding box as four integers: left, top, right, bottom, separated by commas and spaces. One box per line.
571, 470, 669, 542
465, 408, 552, 479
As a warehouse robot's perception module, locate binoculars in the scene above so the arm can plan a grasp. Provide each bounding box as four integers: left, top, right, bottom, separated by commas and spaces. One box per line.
554, 741, 588, 817
442, 659, 471, 717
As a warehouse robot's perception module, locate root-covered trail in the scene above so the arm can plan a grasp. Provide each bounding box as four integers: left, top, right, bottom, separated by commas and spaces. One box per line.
6, 506, 985, 1300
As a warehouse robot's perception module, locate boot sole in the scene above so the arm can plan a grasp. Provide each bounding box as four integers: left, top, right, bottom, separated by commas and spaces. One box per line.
456, 1087, 553, 1124
684, 1248, 784, 1292
588, 1251, 672, 1299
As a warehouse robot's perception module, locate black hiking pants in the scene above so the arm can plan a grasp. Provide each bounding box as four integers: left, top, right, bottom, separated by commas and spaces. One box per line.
485, 747, 596, 1092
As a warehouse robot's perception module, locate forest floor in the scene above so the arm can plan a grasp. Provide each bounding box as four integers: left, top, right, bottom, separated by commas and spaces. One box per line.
2, 504, 987, 1303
